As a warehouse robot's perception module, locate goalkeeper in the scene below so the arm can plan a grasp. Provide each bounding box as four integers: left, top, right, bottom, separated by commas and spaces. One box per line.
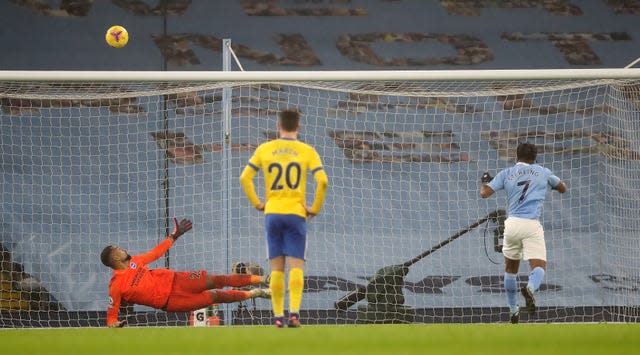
480, 142, 567, 324
100, 217, 270, 328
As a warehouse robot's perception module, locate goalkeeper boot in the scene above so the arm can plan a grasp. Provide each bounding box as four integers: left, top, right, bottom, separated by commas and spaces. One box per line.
520, 286, 536, 314
287, 313, 301, 328
509, 309, 520, 324
261, 274, 271, 286
250, 288, 271, 299
273, 317, 285, 328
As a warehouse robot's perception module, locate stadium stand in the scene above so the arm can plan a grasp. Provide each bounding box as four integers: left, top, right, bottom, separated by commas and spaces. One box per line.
0, 1, 638, 70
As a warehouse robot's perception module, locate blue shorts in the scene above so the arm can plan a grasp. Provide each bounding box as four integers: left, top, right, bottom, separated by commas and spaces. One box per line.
265, 214, 307, 260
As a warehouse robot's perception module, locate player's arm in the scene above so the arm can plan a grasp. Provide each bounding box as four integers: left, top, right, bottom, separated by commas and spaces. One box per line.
305, 150, 329, 217
553, 181, 567, 193
480, 172, 495, 198
549, 173, 567, 193
240, 155, 264, 211
106, 288, 126, 328
136, 218, 192, 264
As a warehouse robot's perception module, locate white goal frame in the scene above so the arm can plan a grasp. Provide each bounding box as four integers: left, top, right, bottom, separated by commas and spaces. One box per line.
1, 68, 639, 327
1, 68, 640, 82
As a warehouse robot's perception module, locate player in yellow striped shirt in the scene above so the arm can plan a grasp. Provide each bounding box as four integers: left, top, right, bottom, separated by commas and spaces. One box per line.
240, 109, 328, 328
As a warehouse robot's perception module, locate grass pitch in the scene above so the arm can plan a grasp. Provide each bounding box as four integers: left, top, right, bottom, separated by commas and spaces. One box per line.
1, 323, 638, 355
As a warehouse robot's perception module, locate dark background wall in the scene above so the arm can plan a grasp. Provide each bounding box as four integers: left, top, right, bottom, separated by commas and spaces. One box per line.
1, 0, 639, 71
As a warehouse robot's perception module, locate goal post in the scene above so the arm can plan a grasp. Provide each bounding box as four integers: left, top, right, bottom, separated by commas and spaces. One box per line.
0, 69, 639, 327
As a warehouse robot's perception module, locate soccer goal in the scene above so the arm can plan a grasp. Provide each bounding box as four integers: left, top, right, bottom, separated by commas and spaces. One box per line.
0, 69, 639, 327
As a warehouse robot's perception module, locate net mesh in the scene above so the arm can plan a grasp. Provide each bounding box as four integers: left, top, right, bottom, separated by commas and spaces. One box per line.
1, 78, 639, 326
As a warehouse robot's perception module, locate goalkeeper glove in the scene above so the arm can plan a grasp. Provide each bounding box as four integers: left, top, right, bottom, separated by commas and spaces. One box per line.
169, 217, 193, 241
481, 172, 493, 184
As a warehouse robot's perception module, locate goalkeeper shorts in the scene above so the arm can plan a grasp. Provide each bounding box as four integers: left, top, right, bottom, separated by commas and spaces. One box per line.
164, 270, 211, 312
502, 217, 547, 261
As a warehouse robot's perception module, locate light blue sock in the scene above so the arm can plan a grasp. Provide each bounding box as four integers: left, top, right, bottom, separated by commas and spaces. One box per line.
504, 273, 518, 313
527, 267, 545, 292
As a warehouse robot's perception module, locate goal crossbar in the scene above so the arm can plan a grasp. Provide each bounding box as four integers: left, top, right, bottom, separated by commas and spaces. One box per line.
1, 69, 640, 82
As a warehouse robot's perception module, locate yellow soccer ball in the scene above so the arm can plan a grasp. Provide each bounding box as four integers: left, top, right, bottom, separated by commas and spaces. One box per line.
105, 25, 129, 48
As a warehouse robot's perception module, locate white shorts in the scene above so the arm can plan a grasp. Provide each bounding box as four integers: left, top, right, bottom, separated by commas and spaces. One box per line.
502, 216, 546, 261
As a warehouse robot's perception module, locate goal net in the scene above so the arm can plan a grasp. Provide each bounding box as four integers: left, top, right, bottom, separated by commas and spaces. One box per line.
0, 70, 639, 327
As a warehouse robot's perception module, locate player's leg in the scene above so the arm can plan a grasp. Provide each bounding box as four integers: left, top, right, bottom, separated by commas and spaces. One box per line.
172, 270, 263, 293
523, 222, 547, 292
282, 215, 307, 328
269, 256, 286, 327
520, 258, 545, 315
164, 292, 215, 312
163, 274, 224, 313
204, 274, 264, 289
210, 289, 271, 303
286, 256, 304, 328
504, 258, 521, 323
527, 258, 547, 291
521, 220, 546, 314
266, 214, 286, 327
165, 290, 268, 312
501, 217, 523, 323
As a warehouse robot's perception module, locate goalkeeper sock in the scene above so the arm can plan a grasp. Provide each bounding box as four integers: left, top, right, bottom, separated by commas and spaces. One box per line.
270, 271, 285, 318
527, 267, 545, 292
288, 268, 304, 314
504, 273, 518, 312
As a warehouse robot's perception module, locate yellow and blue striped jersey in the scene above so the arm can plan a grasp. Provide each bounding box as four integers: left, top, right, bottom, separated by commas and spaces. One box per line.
240, 138, 328, 218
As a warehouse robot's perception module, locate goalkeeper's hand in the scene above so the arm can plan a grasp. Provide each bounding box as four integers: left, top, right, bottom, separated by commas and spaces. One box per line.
481, 172, 493, 184
169, 217, 193, 242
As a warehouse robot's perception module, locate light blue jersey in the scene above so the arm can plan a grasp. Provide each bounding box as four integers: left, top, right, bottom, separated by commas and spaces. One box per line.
487, 162, 561, 220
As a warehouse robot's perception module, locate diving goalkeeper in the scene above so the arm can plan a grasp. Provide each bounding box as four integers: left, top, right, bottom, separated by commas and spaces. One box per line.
100, 217, 270, 328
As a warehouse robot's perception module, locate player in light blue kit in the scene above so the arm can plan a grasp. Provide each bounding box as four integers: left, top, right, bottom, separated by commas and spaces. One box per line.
480, 142, 567, 324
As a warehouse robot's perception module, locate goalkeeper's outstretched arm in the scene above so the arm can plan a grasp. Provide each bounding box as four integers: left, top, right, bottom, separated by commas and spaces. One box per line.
136, 218, 193, 264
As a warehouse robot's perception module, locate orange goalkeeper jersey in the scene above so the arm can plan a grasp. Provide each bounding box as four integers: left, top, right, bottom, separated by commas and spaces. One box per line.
106, 238, 175, 327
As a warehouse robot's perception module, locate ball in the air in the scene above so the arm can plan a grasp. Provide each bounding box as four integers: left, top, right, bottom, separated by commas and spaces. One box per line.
105, 25, 129, 48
